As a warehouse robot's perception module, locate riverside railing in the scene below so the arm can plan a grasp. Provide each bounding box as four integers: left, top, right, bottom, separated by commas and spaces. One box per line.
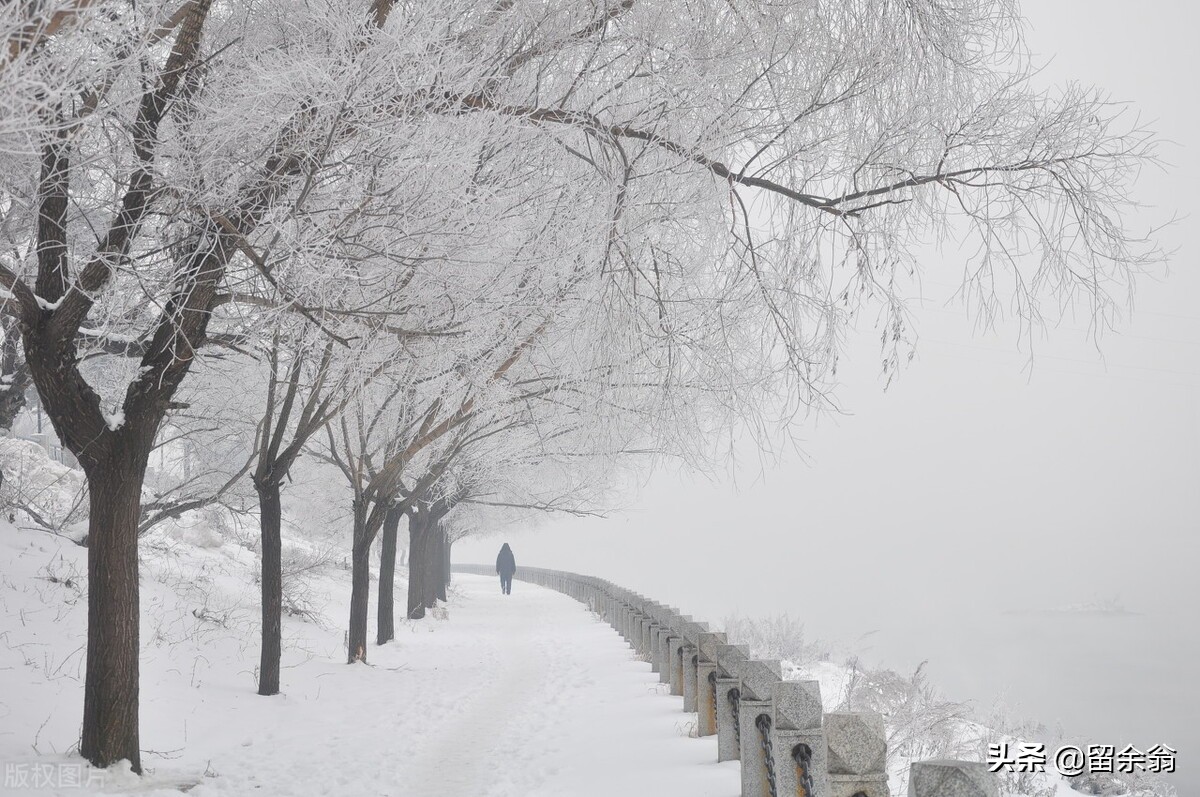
452, 563, 1000, 797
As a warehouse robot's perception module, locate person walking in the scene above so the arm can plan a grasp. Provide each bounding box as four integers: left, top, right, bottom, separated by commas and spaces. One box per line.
495, 543, 516, 595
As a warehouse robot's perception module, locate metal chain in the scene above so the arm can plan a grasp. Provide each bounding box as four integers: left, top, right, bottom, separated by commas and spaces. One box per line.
756, 713, 778, 797
727, 687, 741, 748
792, 742, 817, 797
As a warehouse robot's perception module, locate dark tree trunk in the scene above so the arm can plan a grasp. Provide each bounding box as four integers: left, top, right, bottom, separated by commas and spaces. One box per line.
347, 500, 372, 662
0, 318, 31, 431
406, 511, 428, 620
420, 517, 440, 609
23, 317, 162, 772
9, 0, 281, 771
255, 478, 283, 695
434, 525, 448, 603
79, 446, 146, 773
440, 533, 451, 595
376, 505, 402, 645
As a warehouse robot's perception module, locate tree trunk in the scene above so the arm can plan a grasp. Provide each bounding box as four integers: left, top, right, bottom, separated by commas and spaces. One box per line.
442, 535, 452, 588
0, 318, 31, 431
79, 451, 145, 773
406, 512, 428, 620
420, 517, 440, 609
255, 478, 283, 695
347, 500, 371, 662
376, 506, 402, 645
434, 526, 448, 603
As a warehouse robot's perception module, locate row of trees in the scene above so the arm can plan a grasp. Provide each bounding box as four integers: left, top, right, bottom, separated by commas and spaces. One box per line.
0, 0, 1160, 775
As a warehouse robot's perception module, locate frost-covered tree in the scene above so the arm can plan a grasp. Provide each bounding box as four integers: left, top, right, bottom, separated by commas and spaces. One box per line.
392, 363, 647, 621
246, 320, 407, 694
249, 331, 351, 696
401, 433, 629, 620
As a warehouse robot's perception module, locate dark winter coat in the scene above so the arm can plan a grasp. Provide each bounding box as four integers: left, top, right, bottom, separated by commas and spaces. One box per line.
496, 544, 516, 577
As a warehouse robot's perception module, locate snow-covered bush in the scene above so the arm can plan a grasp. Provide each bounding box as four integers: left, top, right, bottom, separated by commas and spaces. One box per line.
732, 615, 1095, 797
722, 613, 828, 666
0, 438, 87, 536
839, 659, 976, 762
279, 541, 339, 626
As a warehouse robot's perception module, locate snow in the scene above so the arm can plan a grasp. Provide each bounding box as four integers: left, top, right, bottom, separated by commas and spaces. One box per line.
33, 294, 64, 312
0, 522, 740, 797
783, 654, 1085, 797
102, 409, 125, 431
0, 439, 1159, 797
79, 328, 143, 345
0, 439, 87, 537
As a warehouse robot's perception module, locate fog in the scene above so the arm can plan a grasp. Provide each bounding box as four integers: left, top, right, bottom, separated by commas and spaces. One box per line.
457, 1, 1200, 791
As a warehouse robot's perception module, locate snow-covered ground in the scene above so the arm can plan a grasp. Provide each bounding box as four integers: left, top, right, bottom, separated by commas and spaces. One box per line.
0, 521, 741, 796
0, 498, 1169, 797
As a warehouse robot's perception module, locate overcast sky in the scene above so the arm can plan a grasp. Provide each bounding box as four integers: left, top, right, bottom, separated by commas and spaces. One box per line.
457, 1, 1198, 789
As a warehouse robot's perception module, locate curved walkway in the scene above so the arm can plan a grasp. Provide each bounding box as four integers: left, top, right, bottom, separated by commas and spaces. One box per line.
3, 526, 741, 797
189, 574, 740, 797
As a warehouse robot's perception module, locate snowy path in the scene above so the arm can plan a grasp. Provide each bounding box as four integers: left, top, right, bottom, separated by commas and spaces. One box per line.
1, 565, 741, 797
181, 573, 740, 797
0, 527, 1119, 797
2, 526, 742, 797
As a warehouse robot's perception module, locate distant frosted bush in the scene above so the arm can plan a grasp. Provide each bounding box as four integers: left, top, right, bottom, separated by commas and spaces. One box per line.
722, 613, 827, 665
0, 438, 87, 535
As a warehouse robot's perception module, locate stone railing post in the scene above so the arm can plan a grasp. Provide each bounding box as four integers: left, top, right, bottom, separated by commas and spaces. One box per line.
736, 659, 782, 797
694, 654, 716, 731
739, 696, 773, 797
712, 643, 749, 762
632, 607, 647, 654
668, 636, 688, 696
770, 680, 826, 797
655, 621, 675, 685
695, 631, 726, 735
674, 619, 702, 705
666, 615, 689, 695
681, 647, 698, 708
648, 607, 671, 677
633, 601, 650, 656
909, 760, 999, 797
641, 603, 657, 665
824, 711, 888, 797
